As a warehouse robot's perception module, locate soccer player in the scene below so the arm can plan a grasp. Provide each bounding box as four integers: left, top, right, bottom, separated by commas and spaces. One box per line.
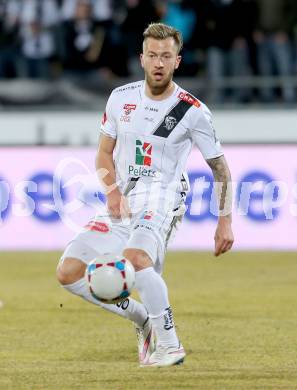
56, 23, 234, 367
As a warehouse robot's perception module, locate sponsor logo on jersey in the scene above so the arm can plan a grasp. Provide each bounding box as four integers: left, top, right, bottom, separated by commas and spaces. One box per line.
123, 103, 137, 115
128, 140, 156, 177
141, 210, 154, 220
120, 115, 130, 122
164, 116, 177, 131
144, 106, 158, 112
144, 117, 154, 122
134, 222, 154, 231
128, 165, 156, 177
114, 83, 142, 93
135, 140, 152, 166
178, 91, 201, 108
84, 220, 109, 233
121, 104, 137, 122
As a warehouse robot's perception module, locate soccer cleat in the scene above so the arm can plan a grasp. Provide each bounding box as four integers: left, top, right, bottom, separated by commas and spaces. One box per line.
140, 342, 186, 367
135, 317, 155, 365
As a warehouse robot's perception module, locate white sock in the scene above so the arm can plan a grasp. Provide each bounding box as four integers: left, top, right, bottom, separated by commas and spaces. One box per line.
135, 267, 179, 348
62, 278, 148, 327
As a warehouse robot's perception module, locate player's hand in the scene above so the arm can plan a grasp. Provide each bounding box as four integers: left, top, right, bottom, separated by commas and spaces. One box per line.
106, 188, 131, 219
214, 216, 234, 257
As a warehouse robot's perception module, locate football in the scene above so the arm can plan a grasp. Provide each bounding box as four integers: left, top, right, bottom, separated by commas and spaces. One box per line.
85, 254, 135, 304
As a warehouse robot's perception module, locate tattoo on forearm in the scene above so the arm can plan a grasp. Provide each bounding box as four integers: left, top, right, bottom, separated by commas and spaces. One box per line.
207, 156, 232, 216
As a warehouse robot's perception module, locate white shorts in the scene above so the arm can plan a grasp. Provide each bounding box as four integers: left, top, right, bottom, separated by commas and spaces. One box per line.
61, 205, 184, 274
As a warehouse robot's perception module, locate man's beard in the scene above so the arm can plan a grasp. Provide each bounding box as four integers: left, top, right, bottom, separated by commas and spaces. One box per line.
145, 70, 174, 96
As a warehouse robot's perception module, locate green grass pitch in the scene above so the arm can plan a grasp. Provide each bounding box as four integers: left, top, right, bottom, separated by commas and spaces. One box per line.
0, 251, 297, 389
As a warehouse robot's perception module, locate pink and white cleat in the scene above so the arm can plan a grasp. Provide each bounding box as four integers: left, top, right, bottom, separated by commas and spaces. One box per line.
141, 342, 186, 367
135, 318, 155, 365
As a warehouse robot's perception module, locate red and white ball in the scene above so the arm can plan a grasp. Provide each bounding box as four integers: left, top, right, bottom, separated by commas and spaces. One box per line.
85, 254, 135, 304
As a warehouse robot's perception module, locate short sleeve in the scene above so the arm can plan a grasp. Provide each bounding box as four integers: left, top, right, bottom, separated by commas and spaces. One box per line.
100, 93, 117, 139
189, 104, 223, 160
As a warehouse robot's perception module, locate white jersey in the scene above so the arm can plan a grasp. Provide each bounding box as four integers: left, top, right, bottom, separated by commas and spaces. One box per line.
100, 80, 223, 212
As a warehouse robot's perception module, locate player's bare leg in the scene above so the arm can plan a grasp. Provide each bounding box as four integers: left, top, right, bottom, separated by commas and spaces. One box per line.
57, 256, 155, 364
123, 248, 186, 367
56, 257, 149, 327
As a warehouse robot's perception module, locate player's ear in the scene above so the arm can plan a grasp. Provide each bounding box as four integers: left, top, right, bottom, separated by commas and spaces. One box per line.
140, 53, 144, 68
175, 55, 182, 70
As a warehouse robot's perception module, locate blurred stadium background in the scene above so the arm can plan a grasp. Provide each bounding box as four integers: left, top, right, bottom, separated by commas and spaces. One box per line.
1, 0, 297, 388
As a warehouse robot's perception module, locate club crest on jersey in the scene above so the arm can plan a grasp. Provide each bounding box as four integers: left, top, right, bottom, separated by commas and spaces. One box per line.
178, 91, 201, 107
135, 139, 152, 166
164, 116, 177, 131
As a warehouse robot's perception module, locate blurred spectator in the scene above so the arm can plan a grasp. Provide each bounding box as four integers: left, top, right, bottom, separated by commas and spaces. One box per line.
19, 0, 60, 79
161, 0, 198, 75
0, 0, 296, 104
61, 0, 112, 22
254, 0, 296, 102
61, 0, 103, 74
60, 0, 78, 20
120, 0, 160, 75
92, 0, 113, 22
0, 0, 21, 78
202, 0, 256, 103
61, 0, 128, 79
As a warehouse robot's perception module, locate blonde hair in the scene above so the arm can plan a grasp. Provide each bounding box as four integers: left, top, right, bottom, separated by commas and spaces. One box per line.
143, 23, 183, 54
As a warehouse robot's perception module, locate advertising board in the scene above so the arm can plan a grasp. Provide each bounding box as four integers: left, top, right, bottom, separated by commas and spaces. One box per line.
0, 146, 296, 250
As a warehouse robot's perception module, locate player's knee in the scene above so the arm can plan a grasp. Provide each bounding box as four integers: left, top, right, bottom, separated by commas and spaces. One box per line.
56, 257, 86, 285
123, 248, 153, 272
